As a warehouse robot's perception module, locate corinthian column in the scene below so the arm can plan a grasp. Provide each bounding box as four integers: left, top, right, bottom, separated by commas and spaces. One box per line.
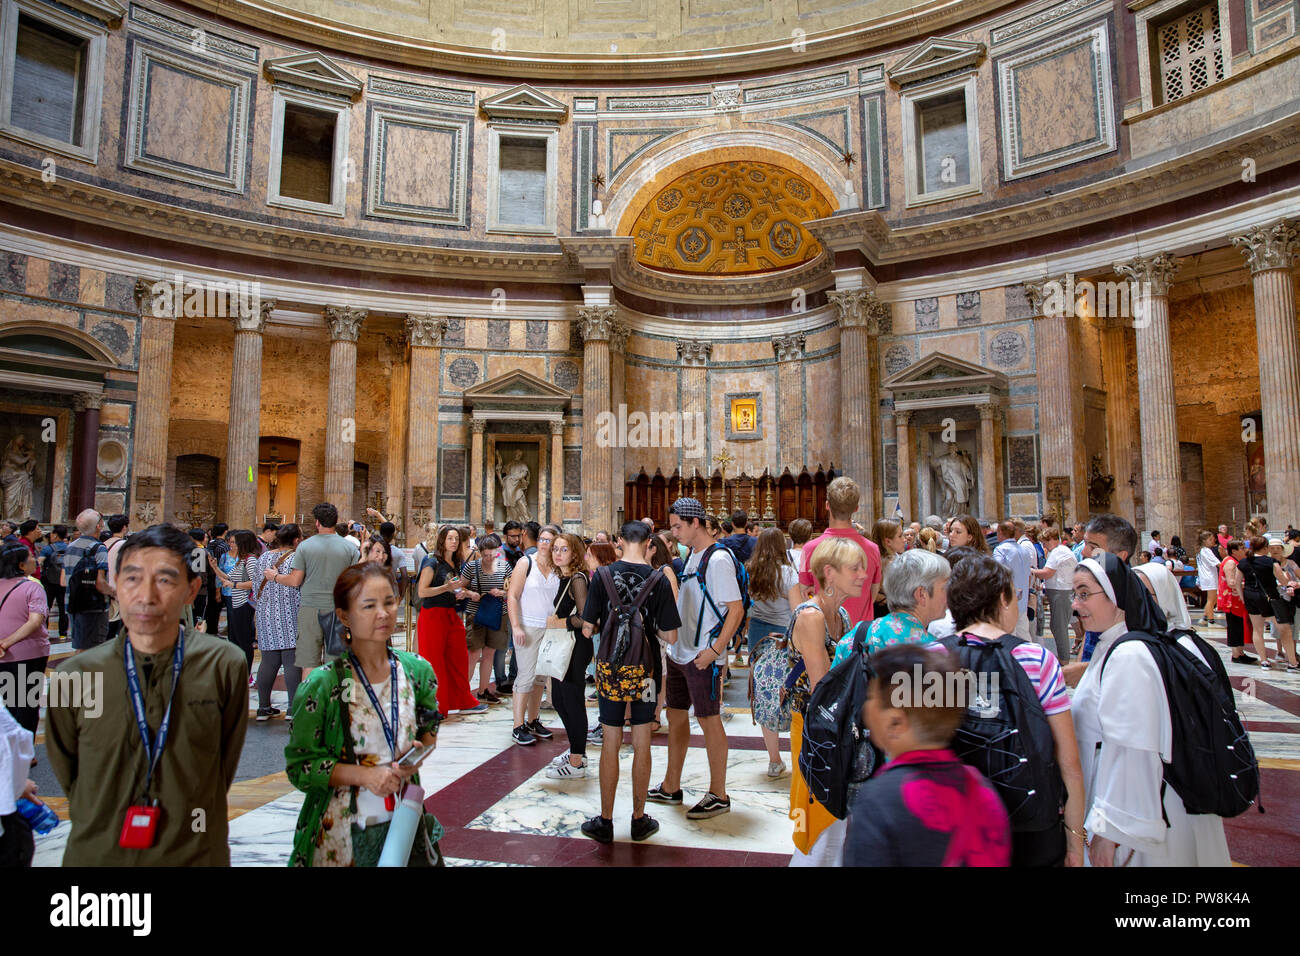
895, 409, 914, 522
977, 404, 1003, 521
828, 289, 887, 522
1234, 219, 1300, 527
678, 339, 712, 483
610, 321, 630, 503
132, 278, 180, 524
1097, 315, 1136, 523
225, 301, 271, 527
405, 314, 447, 537
1114, 253, 1182, 540
772, 332, 806, 473
1025, 278, 1085, 523
579, 306, 616, 535
324, 306, 366, 523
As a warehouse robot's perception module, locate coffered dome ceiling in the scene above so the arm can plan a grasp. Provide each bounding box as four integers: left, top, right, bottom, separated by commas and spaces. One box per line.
627, 161, 834, 276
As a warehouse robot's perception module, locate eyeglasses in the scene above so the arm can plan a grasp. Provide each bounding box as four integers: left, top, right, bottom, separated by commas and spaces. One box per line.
1071, 590, 1105, 602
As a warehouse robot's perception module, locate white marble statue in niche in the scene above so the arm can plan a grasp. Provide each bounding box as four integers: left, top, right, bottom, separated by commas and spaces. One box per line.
495, 450, 531, 523
931, 442, 974, 518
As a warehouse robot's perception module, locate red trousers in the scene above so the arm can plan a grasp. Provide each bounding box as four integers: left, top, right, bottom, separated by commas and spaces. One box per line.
418, 606, 479, 713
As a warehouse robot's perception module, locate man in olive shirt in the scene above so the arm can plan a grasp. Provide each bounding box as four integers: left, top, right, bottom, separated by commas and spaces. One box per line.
45, 524, 248, 866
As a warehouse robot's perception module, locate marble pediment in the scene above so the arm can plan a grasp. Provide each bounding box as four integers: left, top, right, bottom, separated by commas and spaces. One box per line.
883, 352, 1008, 406
479, 85, 569, 124
887, 37, 986, 87
463, 369, 571, 415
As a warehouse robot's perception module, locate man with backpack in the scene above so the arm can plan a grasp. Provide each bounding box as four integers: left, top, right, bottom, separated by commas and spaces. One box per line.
39, 524, 69, 639
579, 521, 681, 843
720, 510, 755, 562
650, 497, 745, 820
60, 509, 112, 653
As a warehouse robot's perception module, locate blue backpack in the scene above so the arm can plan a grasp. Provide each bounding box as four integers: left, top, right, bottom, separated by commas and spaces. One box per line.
686, 543, 752, 646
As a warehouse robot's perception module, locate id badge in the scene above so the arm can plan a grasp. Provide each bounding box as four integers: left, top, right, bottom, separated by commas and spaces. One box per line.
119, 804, 160, 849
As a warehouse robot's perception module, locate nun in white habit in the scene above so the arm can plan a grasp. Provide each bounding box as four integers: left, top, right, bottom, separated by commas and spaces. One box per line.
1070, 552, 1231, 867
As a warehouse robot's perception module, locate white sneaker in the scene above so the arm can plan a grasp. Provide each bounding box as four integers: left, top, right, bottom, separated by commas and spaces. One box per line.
549, 750, 571, 767
767, 761, 786, 778
544, 758, 587, 779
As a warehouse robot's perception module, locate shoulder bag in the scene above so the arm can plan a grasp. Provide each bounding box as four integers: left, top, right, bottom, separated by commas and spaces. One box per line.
536, 574, 577, 680
472, 559, 504, 631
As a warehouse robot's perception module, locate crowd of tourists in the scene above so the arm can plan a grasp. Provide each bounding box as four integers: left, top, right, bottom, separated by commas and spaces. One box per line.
0, 489, 1272, 867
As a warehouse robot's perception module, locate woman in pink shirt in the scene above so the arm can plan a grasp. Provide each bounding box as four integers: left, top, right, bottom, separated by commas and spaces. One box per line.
0, 543, 50, 734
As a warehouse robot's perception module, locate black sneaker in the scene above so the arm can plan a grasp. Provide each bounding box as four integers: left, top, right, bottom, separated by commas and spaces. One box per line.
526, 718, 554, 740
512, 725, 535, 746
630, 814, 659, 841
686, 792, 731, 819
646, 784, 682, 805
255, 707, 281, 721
580, 815, 613, 844
496, 682, 514, 695
1232, 654, 1259, 665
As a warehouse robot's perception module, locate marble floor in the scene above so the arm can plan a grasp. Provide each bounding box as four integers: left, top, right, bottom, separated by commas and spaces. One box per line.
27, 621, 1300, 866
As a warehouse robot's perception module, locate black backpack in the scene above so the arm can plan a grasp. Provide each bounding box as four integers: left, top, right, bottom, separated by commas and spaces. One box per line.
66, 544, 108, 614
1100, 626, 1261, 818
797, 626, 881, 820
940, 632, 1066, 832
40, 547, 62, 589
597, 565, 665, 671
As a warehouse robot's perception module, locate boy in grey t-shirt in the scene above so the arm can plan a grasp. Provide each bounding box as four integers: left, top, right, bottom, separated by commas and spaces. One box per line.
263, 503, 356, 671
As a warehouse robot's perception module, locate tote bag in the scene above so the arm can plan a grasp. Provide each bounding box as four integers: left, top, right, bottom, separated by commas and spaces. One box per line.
535, 576, 576, 680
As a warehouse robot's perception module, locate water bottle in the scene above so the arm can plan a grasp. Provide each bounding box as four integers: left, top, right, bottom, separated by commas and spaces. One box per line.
377, 784, 425, 867
17, 797, 59, 835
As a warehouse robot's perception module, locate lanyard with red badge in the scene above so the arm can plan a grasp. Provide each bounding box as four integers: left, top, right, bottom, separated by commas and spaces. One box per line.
119, 626, 184, 849
349, 650, 401, 811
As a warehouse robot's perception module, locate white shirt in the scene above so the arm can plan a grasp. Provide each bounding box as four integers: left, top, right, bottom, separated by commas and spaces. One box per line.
1044, 544, 1078, 591
1196, 547, 1221, 591
1073, 622, 1230, 866
0, 703, 34, 819
671, 546, 742, 664
517, 554, 560, 628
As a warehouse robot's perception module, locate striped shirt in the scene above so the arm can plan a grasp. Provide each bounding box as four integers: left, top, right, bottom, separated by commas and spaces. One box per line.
228, 556, 255, 609
461, 554, 509, 624
954, 633, 1070, 716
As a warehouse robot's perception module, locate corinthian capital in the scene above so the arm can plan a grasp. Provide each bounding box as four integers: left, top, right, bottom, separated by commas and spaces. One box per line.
576, 305, 618, 343
676, 339, 712, 367
405, 313, 449, 348
772, 332, 806, 363
609, 321, 630, 353
1232, 219, 1299, 275
232, 306, 267, 334
324, 305, 367, 342
1113, 252, 1179, 298
828, 289, 888, 333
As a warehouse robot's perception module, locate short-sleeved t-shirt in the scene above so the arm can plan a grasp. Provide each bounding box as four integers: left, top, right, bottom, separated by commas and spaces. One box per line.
672, 546, 743, 664
798, 528, 881, 627
831, 610, 935, 667
993, 539, 1030, 615
1044, 544, 1077, 591
582, 561, 682, 700
419, 556, 459, 610
291, 531, 360, 609
950, 633, 1070, 716
0, 577, 49, 661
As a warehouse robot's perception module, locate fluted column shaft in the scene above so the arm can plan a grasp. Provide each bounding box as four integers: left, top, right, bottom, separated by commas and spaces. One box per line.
134, 308, 177, 523
829, 290, 886, 522
1235, 220, 1300, 527
71, 393, 103, 517
678, 339, 711, 496
405, 315, 446, 535
550, 421, 564, 525
978, 405, 1003, 520
579, 306, 616, 536
772, 333, 806, 473
1098, 319, 1136, 523
324, 307, 366, 523
895, 410, 913, 523
610, 323, 629, 510
226, 325, 264, 527
1116, 254, 1182, 541
383, 335, 410, 538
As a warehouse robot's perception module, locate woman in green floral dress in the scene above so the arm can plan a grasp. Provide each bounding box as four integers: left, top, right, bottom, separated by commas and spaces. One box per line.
286, 562, 444, 866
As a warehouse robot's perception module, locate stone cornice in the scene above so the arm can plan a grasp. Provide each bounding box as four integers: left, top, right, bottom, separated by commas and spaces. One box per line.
178, 0, 1010, 81
62, 0, 125, 27
804, 114, 1300, 266
0, 161, 577, 283
560, 236, 634, 272
1232, 219, 1300, 274
613, 252, 833, 305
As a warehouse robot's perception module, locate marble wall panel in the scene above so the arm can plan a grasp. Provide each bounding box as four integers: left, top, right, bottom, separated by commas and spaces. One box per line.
804, 354, 840, 469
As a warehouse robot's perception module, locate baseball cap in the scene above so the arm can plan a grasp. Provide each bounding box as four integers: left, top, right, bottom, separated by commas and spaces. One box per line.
669, 497, 706, 520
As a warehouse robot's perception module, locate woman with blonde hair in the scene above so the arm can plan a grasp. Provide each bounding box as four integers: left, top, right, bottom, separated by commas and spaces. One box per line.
789, 537, 869, 867
917, 527, 941, 553
746, 526, 804, 777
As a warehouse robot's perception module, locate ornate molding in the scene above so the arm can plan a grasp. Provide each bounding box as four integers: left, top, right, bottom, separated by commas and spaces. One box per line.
560, 236, 634, 272
260, 298, 277, 322
1232, 219, 1300, 274
577, 306, 618, 343
63, 0, 125, 27
613, 251, 832, 305
470, 419, 488, 434
550, 420, 565, 435
887, 37, 986, 87
324, 305, 367, 342
405, 313, 449, 348
609, 321, 631, 353
133, 277, 154, 316
479, 84, 568, 124
1021, 279, 1050, 316
73, 392, 104, 412
772, 332, 806, 362
712, 84, 742, 112
677, 339, 712, 367
828, 289, 888, 333
1113, 252, 1180, 297
264, 53, 363, 100
135, 501, 159, 525
896, 409, 913, 427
